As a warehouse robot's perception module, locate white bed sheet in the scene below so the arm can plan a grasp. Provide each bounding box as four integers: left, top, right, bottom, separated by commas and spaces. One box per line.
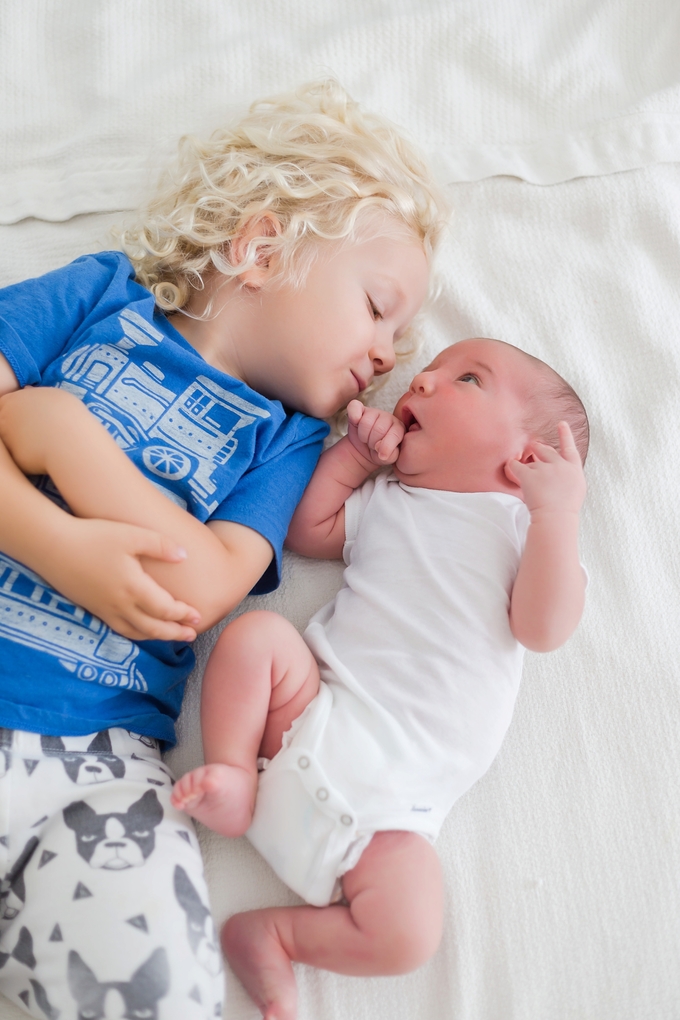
2, 0, 680, 222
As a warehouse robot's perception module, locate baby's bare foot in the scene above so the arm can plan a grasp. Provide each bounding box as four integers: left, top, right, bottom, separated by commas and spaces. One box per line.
170, 763, 254, 836
222, 911, 297, 1020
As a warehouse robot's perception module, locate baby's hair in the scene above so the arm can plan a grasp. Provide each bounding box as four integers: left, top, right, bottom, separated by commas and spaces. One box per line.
120, 79, 449, 314
475, 340, 589, 464
513, 346, 589, 464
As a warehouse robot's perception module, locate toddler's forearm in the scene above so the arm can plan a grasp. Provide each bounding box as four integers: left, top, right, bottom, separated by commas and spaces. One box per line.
0, 434, 76, 576
286, 435, 374, 559
0, 388, 268, 628
509, 510, 585, 652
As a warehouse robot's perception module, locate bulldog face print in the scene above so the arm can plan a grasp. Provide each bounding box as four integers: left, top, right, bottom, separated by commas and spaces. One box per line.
63, 790, 163, 870
68, 948, 169, 1020
174, 866, 221, 976
126, 732, 158, 751
0, 836, 38, 921
41, 732, 126, 785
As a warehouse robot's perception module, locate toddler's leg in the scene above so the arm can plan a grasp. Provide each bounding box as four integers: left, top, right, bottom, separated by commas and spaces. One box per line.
222, 831, 443, 1020
171, 611, 320, 836
0, 728, 223, 1020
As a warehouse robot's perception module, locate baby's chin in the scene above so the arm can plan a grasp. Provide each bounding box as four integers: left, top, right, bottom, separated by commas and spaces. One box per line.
393, 455, 522, 496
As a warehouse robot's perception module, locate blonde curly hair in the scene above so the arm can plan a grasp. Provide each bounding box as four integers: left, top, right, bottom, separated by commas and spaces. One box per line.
120, 79, 449, 314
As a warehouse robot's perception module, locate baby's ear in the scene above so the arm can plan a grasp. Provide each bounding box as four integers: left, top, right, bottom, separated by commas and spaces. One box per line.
231, 213, 282, 289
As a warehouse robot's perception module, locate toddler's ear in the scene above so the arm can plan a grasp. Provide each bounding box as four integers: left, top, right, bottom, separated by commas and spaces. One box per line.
231, 213, 282, 289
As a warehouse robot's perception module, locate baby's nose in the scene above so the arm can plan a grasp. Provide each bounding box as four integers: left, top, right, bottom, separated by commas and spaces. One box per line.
411, 372, 432, 394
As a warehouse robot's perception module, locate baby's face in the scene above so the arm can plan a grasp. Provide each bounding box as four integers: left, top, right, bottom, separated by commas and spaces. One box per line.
393, 339, 534, 493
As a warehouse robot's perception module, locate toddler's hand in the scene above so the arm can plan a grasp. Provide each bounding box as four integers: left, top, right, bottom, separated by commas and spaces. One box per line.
505, 421, 586, 517
346, 400, 405, 466
51, 518, 201, 642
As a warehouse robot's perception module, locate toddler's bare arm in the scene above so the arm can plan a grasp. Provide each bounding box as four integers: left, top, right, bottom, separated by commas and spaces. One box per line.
0, 387, 272, 636
286, 400, 404, 559
507, 422, 587, 651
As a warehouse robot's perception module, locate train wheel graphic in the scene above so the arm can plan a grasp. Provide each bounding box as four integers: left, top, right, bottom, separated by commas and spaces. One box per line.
143, 445, 192, 480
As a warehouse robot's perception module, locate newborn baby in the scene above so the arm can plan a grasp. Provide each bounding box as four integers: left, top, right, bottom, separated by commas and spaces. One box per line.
172, 338, 589, 1020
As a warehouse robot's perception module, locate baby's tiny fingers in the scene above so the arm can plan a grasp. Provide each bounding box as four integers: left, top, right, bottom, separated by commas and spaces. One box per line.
527, 441, 560, 463
558, 421, 581, 462
376, 422, 404, 462
504, 458, 524, 486
347, 399, 365, 425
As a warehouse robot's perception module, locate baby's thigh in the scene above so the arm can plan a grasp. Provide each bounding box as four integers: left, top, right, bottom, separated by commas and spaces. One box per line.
0, 732, 223, 1020
343, 831, 444, 968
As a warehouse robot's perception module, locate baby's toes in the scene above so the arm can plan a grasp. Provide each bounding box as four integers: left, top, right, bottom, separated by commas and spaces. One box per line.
171, 770, 204, 807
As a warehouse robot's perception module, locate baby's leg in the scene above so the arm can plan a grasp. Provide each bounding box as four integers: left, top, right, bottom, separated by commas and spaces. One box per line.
223, 831, 443, 1020
171, 611, 319, 836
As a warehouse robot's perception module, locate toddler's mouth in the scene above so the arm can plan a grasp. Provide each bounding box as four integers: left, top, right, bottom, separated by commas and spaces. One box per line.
352, 371, 367, 393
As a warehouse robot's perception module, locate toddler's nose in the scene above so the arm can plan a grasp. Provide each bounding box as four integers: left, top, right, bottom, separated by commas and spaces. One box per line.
371, 336, 397, 376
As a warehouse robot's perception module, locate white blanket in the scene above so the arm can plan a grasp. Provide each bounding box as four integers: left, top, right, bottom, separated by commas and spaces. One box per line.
2, 0, 680, 222
1, 4, 679, 1019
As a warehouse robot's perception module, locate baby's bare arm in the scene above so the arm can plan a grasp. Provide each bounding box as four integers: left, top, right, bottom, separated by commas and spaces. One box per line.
286, 400, 404, 559
507, 423, 587, 651
0, 387, 272, 634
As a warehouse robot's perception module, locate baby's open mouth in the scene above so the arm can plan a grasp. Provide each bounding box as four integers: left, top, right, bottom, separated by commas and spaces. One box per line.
401, 407, 421, 432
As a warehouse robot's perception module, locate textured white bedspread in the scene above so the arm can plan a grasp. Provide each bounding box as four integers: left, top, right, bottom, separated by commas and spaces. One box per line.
1, 3, 679, 1019
2, 0, 680, 221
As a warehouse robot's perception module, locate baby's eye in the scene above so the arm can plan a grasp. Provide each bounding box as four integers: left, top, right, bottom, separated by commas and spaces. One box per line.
459, 373, 480, 385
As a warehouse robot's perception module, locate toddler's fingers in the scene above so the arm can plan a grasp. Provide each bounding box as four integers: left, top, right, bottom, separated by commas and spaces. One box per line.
131, 527, 188, 564
133, 573, 201, 627
130, 611, 198, 643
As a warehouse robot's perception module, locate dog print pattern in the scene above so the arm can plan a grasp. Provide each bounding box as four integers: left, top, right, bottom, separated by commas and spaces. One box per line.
0, 728, 223, 1019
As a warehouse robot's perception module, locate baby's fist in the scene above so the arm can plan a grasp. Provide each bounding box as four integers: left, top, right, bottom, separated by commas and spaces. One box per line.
347, 400, 405, 466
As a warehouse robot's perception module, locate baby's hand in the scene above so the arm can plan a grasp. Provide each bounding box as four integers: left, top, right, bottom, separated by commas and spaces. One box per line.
505, 422, 586, 517
346, 399, 405, 466
52, 518, 201, 642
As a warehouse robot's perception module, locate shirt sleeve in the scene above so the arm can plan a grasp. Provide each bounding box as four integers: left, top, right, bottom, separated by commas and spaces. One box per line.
0, 252, 130, 386
209, 414, 329, 594
342, 474, 378, 564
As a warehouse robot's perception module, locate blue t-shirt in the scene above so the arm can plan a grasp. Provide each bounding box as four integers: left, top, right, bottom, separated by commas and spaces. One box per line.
0, 252, 328, 745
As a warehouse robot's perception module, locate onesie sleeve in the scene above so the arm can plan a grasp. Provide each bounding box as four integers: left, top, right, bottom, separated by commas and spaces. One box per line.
0, 252, 130, 386
342, 474, 379, 564
209, 414, 329, 594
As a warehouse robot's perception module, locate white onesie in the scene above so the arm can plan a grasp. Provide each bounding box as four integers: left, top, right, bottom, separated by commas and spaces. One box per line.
247, 473, 530, 905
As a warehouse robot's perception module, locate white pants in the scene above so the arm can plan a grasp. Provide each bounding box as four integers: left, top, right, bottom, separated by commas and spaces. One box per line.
0, 727, 224, 1020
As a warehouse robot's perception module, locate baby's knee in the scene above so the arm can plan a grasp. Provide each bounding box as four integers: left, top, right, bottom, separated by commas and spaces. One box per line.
222, 610, 292, 645
379, 907, 443, 973
348, 831, 444, 973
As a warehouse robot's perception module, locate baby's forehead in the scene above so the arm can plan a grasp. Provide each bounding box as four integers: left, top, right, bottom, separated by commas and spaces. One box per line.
425, 337, 527, 373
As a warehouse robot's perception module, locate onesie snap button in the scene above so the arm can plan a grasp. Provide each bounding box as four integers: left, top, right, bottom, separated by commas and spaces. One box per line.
341, 814, 353, 826
316, 787, 329, 801
297, 756, 310, 769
